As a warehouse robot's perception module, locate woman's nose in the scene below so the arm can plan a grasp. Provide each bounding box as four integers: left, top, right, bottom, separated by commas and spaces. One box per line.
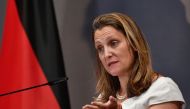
104, 47, 112, 58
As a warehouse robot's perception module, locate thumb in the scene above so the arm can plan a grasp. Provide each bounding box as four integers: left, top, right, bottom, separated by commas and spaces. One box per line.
109, 96, 122, 109
109, 96, 117, 102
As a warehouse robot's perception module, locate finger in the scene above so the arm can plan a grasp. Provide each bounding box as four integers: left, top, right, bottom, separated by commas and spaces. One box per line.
91, 101, 105, 108
118, 103, 122, 109
82, 105, 88, 109
109, 96, 122, 109
83, 104, 99, 109
109, 96, 117, 102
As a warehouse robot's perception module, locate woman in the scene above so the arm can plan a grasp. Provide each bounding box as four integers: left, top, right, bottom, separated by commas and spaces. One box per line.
82, 12, 185, 109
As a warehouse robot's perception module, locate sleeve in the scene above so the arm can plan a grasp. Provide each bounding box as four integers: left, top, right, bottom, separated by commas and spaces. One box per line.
147, 77, 185, 108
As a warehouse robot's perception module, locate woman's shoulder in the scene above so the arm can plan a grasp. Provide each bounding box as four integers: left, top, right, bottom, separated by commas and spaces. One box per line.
149, 76, 183, 94
147, 76, 183, 96
122, 76, 185, 109
144, 76, 185, 107
150, 76, 179, 90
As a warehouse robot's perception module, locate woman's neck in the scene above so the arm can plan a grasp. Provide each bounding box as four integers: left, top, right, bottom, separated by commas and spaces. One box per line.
118, 73, 130, 96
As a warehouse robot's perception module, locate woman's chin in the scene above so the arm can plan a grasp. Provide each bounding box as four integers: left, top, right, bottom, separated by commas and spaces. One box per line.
108, 71, 120, 76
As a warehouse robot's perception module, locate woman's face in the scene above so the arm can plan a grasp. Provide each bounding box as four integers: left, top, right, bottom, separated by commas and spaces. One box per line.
94, 26, 134, 77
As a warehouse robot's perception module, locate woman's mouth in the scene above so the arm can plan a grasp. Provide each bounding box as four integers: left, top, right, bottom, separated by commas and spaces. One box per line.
108, 61, 119, 67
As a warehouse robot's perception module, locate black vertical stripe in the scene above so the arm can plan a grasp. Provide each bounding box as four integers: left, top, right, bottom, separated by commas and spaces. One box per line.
15, 0, 70, 108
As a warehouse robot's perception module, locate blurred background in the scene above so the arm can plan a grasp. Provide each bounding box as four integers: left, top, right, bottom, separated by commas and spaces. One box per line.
0, 0, 189, 109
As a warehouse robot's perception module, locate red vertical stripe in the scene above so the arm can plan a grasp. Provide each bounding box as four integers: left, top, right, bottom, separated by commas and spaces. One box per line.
0, 0, 60, 108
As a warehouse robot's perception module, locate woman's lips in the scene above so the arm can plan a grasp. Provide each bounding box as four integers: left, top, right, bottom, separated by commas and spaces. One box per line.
108, 61, 119, 67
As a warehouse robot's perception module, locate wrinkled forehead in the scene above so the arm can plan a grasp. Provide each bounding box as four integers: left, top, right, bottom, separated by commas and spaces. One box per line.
94, 26, 131, 46
94, 27, 113, 39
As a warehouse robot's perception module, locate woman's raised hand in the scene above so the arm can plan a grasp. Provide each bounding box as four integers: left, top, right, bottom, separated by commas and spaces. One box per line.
82, 96, 122, 109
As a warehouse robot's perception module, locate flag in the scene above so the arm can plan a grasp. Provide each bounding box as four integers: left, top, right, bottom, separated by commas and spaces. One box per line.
0, 0, 70, 109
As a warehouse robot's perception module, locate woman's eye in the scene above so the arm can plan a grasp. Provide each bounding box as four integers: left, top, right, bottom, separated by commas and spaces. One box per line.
96, 46, 104, 53
110, 40, 119, 47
